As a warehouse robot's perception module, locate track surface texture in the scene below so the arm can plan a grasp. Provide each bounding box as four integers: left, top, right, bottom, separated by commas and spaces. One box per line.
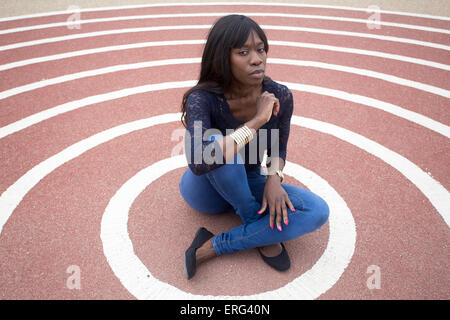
0, 1, 449, 300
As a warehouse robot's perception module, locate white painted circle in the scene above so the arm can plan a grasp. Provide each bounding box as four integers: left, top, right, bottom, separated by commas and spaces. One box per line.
2, 112, 448, 297
100, 155, 356, 299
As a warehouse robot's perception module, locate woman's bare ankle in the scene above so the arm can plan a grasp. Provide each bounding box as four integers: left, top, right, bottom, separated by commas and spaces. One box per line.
196, 238, 216, 264
259, 243, 283, 257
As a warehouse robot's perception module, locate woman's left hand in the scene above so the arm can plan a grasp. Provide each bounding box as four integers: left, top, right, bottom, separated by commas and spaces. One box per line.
257, 177, 295, 231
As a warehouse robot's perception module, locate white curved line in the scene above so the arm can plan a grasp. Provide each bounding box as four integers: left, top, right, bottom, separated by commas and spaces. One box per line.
1, 77, 448, 140
270, 41, 450, 71
1, 2, 448, 22
2, 24, 449, 52
262, 25, 450, 51
0, 40, 205, 72
1, 39, 449, 72
0, 59, 200, 100
282, 81, 450, 138
1, 12, 449, 35
271, 59, 449, 98
0, 113, 177, 235
1, 113, 448, 242
101, 154, 355, 299
0, 12, 450, 35
0, 80, 196, 140
2, 58, 448, 101
0, 25, 211, 52
291, 116, 450, 227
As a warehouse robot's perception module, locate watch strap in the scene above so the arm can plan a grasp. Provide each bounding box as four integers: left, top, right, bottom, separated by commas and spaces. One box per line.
275, 170, 284, 183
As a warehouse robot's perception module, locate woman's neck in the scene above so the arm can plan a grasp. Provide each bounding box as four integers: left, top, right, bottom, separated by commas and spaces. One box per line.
226, 82, 262, 100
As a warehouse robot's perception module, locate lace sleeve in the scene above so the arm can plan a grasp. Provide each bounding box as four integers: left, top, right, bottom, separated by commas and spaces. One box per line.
184, 90, 226, 176
278, 89, 294, 162
268, 86, 294, 163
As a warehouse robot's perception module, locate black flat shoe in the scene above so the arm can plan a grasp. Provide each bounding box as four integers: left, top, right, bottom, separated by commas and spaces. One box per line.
184, 227, 215, 280
257, 242, 290, 271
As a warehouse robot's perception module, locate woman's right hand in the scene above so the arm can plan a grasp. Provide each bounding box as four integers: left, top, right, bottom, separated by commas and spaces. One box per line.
255, 91, 280, 125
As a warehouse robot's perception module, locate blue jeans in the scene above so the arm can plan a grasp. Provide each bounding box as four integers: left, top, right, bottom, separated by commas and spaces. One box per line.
179, 135, 329, 256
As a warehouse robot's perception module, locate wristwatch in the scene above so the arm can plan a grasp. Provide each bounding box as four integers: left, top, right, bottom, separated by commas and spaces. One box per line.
273, 169, 284, 183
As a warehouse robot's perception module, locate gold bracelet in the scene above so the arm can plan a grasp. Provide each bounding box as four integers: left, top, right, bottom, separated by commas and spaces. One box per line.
236, 128, 247, 143
241, 126, 253, 143
230, 125, 254, 147
230, 131, 241, 146
232, 129, 245, 145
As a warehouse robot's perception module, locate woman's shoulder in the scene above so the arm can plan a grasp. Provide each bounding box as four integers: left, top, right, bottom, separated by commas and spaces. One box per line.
264, 77, 293, 101
187, 88, 218, 101
185, 88, 220, 112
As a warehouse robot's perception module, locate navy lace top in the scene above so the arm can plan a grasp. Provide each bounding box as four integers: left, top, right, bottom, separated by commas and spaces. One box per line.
184, 78, 294, 176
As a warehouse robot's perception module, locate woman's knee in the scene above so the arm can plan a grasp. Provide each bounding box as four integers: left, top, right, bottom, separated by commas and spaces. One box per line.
179, 170, 188, 197
311, 194, 330, 229
179, 168, 232, 215
290, 190, 329, 232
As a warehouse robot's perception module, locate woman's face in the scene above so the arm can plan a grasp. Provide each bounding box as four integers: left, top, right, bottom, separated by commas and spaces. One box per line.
229, 30, 267, 88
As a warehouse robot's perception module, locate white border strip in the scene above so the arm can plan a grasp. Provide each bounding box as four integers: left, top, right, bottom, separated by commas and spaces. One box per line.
3, 57, 447, 101
1, 12, 449, 35
1, 24, 449, 52
1, 39, 449, 72
1, 77, 448, 140
1, 2, 449, 22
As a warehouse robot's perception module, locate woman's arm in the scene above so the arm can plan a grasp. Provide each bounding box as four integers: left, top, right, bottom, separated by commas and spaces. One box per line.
266, 157, 285, 181
185, 89, 280, 175
216, 91, 281, 164
258, 155, 295, 231
258, 87, 294, 230
215, 117, 265, 164
185, 91, 228, 176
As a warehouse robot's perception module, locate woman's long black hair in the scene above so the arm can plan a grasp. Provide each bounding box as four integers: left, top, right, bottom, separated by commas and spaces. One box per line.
180, 15, 269, 128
